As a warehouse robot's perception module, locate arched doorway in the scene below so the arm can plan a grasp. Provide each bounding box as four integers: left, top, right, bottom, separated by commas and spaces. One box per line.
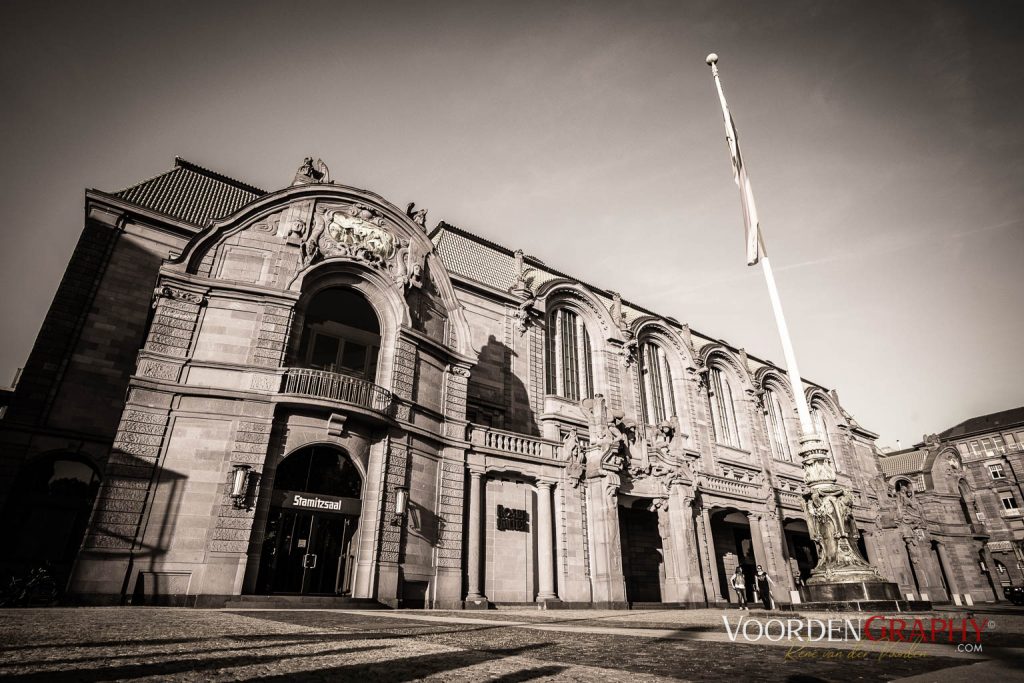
709, 509, 756, 603
0, 454, 101, 588
256, 445, 362, 595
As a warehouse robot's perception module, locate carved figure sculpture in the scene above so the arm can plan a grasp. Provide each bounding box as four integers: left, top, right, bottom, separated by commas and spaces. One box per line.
405, 202, 428, 229
562, 427, 584, 487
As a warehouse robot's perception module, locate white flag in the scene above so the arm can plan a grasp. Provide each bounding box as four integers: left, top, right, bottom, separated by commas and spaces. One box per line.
715, 79, 763, 266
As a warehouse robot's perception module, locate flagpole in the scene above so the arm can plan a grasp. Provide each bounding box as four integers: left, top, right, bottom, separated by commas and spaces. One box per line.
705, 53, 889, 591
706, 53, 814, 436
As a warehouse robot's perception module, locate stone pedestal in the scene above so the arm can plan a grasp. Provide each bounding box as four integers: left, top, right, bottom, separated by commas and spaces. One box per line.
800, 580, 899, 603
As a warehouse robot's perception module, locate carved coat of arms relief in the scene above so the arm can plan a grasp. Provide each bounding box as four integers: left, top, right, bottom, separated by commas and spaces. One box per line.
300, 202, 426, 290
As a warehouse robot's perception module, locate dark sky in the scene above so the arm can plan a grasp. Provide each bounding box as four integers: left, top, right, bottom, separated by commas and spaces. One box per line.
1, 0, 1022, 446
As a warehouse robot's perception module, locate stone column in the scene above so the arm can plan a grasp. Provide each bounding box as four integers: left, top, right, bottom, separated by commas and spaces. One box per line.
701, 506, 723, 602
536, 479, 558, 601
747, 512, 769, 568
465, 469, 487, 605
935, 542, 961, 599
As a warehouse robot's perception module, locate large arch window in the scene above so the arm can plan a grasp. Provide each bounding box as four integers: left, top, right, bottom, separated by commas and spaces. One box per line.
545, 308, 594, 401
709, 366, 741, 448
764, 388, 792, 462
811, 404, 841, 473
297, 288, 381, 380
639, 341, 676, 424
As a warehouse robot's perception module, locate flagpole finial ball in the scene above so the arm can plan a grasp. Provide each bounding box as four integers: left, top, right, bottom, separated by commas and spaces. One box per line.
706, 53, 718, 66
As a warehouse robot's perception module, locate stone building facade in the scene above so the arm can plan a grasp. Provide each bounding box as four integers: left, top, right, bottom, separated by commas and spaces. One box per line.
875, 408, 1024, 602
0, 158, 1004, 607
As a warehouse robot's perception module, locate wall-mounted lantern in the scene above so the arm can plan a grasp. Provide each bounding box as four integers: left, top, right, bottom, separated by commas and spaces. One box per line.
391, 485, 409, 526
231, 464, 253, 509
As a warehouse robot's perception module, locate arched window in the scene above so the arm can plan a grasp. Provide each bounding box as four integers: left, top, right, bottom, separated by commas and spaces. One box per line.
709, 366, 740, 448
639, 341, 676, 424
811, 404, 840, 472
764, 388, 792, 462
545, 308, 594, 401
297, 288, 380, 381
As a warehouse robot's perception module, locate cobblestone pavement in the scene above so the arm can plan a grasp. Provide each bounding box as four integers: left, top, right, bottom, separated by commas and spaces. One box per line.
0, 607, 1021, 682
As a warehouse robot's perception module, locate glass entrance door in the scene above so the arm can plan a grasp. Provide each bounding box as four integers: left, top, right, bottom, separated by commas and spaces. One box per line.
258, 508, 358, 595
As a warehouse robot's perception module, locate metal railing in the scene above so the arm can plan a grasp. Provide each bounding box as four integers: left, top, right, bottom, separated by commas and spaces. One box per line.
281, 368, 392, 413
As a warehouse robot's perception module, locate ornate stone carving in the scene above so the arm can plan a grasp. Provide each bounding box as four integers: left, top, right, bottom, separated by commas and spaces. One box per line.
445, 364, 471, 379
405, 202, 428, 229
302, 204, 395, 267
652, 416, 687, 459
894, 482, 926, 528
799, 433, 884, 585
138, 359, 179, 381
300, 203, 428, 293
562, 427, 585, 487
393, 238, 426, 290
511, 294, 537, 336
153, 286, 206, 306
619, 335, 638, 367
295, 156, 330, 184
608, 291, 627, 332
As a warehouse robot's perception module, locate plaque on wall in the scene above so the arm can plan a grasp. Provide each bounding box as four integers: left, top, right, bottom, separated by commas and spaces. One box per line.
497, 505, 529, 532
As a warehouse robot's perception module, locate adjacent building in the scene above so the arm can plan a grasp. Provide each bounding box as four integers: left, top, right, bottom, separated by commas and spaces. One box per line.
0, 158, 1007, 607
876, 407, 1024, 601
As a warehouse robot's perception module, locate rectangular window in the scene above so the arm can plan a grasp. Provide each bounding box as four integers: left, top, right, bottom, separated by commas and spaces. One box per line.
1001, 495, 1020, 515
981, 438, 996, 456
993, 435, 1007, 454
989, 464, 1007, 480
309, 333, 340, 372
970, 441, 984, 458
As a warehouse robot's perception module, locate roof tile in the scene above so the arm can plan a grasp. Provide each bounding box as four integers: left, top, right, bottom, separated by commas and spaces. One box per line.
112, 158, 265, 226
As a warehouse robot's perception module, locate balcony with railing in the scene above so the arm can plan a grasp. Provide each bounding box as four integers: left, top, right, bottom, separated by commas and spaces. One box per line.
467, 424, 558, 460
279, 367, 392, 415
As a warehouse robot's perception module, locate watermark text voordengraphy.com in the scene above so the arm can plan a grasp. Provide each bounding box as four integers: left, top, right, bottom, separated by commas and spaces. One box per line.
722, 615, 989, 658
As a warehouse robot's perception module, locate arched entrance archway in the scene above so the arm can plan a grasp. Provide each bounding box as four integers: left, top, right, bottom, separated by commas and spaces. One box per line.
709, 508, 756, 603
256, 445, 362, 595
1, 453, 100, 588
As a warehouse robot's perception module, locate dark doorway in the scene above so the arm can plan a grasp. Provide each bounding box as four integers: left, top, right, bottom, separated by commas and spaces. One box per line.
784, 519, 818, 586
618, 502, 663, 603
256, 446, 362, 595
0, 454, 101, 589
710, 509, 756, 602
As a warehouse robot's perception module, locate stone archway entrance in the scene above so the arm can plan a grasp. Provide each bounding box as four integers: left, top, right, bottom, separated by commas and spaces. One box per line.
256, 445, 362, 595
709, 509, 756, 603
618, 498, 664, 603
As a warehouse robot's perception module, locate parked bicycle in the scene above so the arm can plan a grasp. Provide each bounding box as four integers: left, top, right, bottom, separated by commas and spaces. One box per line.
0, 565, 60, 607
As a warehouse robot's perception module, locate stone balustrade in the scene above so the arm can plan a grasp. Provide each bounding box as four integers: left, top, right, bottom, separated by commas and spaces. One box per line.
699, 472, 764, 499
468, 424, 558, 459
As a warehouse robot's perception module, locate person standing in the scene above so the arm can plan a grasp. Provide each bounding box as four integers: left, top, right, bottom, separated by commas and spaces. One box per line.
754, 564, 774, 610
730, 566, 748, 609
